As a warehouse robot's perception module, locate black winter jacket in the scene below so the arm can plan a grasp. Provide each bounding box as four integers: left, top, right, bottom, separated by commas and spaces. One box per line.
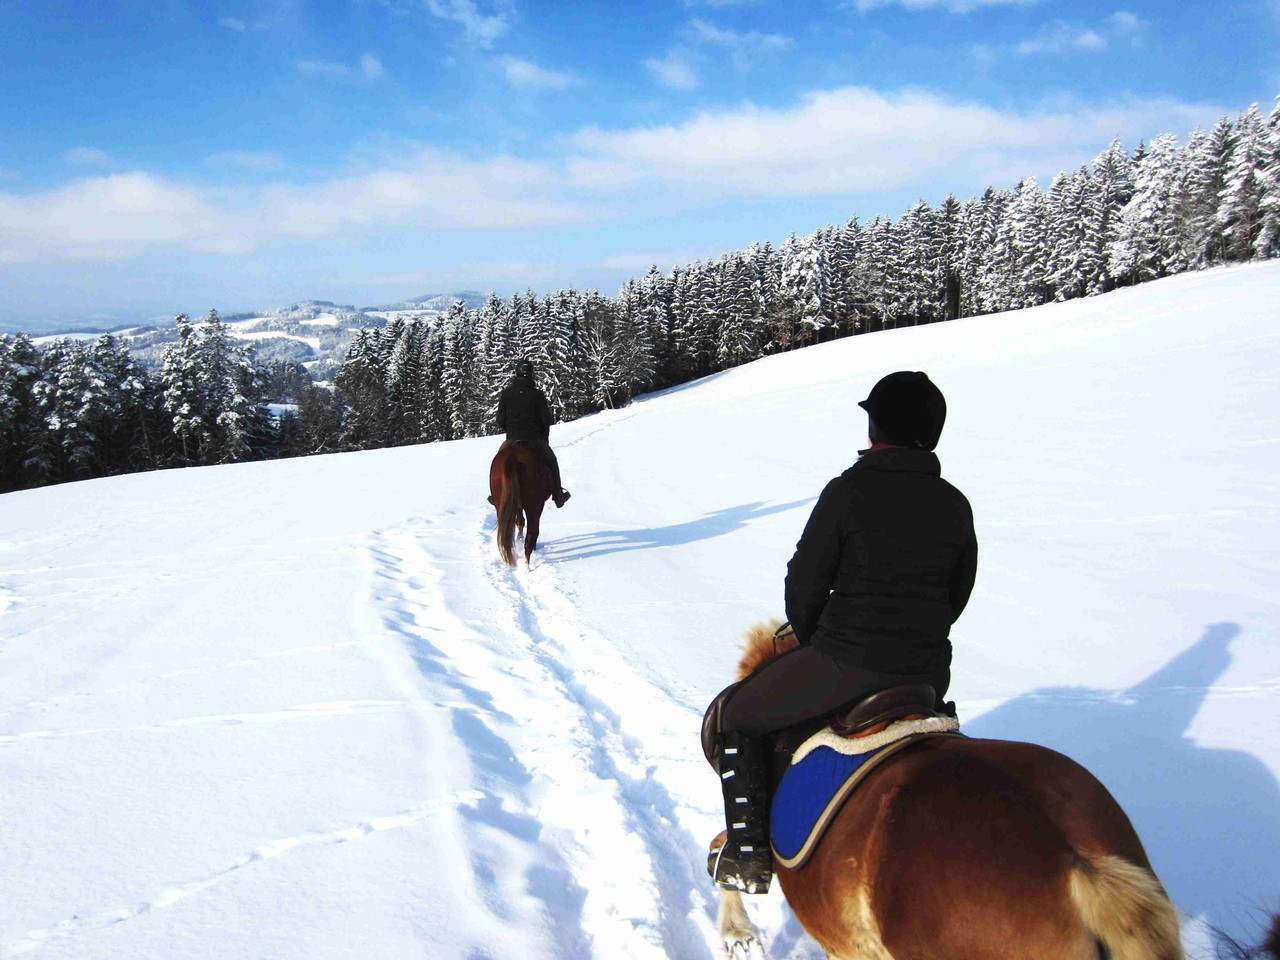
496, 376, 553, 442
784, 446, 977, 674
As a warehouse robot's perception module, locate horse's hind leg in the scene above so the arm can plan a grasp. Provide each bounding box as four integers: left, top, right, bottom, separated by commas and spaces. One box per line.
524, 505, 543, 563
718, 889, 766, 959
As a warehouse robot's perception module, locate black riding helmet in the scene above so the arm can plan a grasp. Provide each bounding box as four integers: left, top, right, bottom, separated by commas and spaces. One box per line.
514, 358, 534, 380
858, 371, 946, 451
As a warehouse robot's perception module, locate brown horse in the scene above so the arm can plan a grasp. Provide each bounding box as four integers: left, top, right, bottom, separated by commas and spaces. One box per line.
489, 440, 554, 565
716, 620, 1185, 960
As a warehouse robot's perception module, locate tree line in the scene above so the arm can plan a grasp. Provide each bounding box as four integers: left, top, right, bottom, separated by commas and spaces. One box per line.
2, 96, 1277, 493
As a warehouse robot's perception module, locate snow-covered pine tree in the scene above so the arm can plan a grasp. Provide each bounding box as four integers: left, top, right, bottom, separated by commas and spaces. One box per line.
636, 266, 674, 385
612, 277, 656, 401
1110, 134, 1185, 284
779, 232, 834, 343
957, 189, 1004, 316
1179, 119, 1235, 267
385, 320, 429, 445
1218, 104, 1269, 262
160, 315, 208, 465
87, 334, 155, 476
475, 293, 515, 429
334, 328, 389, 450
1254, 96, 1280, 260
936, 197, 963, 321
1007, 177, 1053, 307
440, 301, 479, 439
746, 241, 784, 351
1046, 170, 1092, 302
0, 334, 41, 492
1085, 141, 1136, 292
895, 201, 943, 325
195, 309, 270, 464
715, 254, 763, 368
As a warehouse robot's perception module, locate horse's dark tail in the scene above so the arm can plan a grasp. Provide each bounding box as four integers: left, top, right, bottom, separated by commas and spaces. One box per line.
1069, 855, 1183, 960
496, 453, 522, 566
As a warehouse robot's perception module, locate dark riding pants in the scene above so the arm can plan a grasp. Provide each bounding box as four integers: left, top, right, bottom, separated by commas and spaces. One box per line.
710, 645, 950, 759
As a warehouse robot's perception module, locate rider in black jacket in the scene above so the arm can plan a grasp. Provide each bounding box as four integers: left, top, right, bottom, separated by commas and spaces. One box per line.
495, 359, 571, 507
705, 371, 977, 893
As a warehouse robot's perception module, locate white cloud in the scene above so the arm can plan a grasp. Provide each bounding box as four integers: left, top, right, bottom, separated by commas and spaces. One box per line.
1108, 10, 1142, 32
981, 12, 1148, 60
564, 88, 1224, 201
424, 0, 512, 47
295, 54, 384, 81
0, 88, 1227, 265
218, 16, 247, 32
644, 53, 700, 90
64, 147, 112, 166
1015, 24, 1108, 55
687, 18, 792, 68
851, 0, 1041, 12
645, 17, 790, 90
498, 56, 576, 91
0, 152, 594, 265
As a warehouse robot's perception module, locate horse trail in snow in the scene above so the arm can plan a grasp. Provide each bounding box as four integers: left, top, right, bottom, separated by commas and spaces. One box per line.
361, 506, 735, 958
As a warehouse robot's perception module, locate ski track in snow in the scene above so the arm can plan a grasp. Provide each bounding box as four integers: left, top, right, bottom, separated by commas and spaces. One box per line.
1, 791, 484, 959
363, 510, 728, 958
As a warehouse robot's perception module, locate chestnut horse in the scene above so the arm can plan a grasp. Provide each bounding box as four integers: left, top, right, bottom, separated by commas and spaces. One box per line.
489, 440, 554, 565
716, 621, 1184, 960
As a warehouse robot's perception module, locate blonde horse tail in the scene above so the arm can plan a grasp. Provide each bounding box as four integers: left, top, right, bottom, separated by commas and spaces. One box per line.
496, 454, 522, 566
1070, 855, 1183, 960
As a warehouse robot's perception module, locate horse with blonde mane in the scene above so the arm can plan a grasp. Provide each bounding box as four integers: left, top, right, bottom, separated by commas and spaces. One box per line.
715, 620, 1184, 960
489, 440, 554, 565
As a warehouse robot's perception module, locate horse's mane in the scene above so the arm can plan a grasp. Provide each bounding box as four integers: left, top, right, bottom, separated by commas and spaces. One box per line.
736, 619, 797, 680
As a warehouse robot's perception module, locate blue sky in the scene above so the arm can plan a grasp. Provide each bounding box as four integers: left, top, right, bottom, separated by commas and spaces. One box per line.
1, 0, 1277, 328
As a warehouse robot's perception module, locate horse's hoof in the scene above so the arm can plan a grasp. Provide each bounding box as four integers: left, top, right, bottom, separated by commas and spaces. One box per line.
725, 935, 765, 959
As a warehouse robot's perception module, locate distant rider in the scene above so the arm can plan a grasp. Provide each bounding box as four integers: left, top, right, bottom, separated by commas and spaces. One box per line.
703, 371, 978, 893
495, 359, 571, 508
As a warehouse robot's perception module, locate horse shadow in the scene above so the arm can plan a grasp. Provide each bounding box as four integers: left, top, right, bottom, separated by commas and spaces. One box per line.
965, 622, 1280, 943
543, 499, 814, 563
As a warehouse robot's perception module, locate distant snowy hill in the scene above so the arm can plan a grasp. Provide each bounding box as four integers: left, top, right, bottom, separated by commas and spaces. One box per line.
1, 262, 1277, 959
22, 292, 488, 375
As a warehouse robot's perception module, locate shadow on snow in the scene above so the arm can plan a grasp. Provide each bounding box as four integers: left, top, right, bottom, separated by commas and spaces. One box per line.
967, 622, 1280, 943
542, 499, 815, 563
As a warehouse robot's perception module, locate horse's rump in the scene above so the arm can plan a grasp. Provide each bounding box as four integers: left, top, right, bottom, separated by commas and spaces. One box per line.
489, 440, 554, 566
777, 735, 1179, 960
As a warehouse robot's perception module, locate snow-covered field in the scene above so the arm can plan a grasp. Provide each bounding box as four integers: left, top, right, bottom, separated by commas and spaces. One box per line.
2, 262, 1278, 959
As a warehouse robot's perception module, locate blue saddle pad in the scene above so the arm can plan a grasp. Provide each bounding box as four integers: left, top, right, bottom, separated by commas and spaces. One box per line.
770, 744, 873, 864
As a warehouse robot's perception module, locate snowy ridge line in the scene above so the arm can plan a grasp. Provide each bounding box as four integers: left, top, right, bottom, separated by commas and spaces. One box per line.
0, 700, 405, 744
477, 528, 724, 958
0, 790, 485, 960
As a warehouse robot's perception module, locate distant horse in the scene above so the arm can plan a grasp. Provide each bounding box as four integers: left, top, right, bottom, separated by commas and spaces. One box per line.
489, 440, 554, 565
716, 621, 1184, 960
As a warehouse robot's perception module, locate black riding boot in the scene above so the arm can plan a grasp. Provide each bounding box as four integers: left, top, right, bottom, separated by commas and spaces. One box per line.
707, 731, 774, 894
